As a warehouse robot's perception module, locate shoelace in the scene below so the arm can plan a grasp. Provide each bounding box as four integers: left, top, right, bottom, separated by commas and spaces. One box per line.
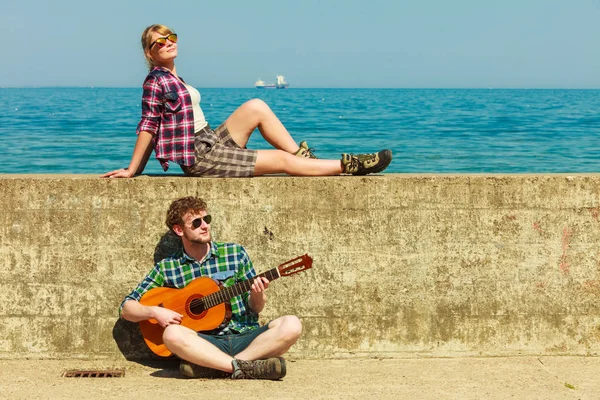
237, 360, 267, 378
343, 155, 360, 172
344, 152, 378, 173
356, 152, 377, 162
306, 146, 317, 158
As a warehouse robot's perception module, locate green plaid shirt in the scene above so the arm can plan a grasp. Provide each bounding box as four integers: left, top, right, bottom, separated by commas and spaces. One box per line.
120, 241, 259, 335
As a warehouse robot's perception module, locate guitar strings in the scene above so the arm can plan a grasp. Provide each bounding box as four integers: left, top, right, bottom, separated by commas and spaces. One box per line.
150, 269, 280, 316
154, 284, 247, 315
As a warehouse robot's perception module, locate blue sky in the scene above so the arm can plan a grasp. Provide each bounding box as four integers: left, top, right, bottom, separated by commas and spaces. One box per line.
2, 0, 599, 88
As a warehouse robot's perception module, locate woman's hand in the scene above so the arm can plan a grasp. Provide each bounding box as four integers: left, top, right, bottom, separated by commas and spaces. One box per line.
101, 168, 135, 178
101, 131, 154, 178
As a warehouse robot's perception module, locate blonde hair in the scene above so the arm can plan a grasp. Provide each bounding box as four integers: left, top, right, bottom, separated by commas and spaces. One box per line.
141, 24, 174, 71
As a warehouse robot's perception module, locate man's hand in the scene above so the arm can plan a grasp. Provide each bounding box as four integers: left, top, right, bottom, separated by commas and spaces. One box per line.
251, 276, 269, 293
249, 277, 269, 313
151, 306, 183, 328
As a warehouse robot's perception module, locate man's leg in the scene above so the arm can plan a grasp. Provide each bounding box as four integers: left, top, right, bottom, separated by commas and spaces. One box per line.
162, 324, 234, 373
234, 315, 302, 360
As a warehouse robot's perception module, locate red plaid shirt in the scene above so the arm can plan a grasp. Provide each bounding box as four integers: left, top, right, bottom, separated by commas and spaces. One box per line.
136, 67, 195, 171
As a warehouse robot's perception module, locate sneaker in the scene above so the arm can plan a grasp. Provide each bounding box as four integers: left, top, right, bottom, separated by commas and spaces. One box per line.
341, 149, 392, 175
231, 357, 287, 380
179, 360, 230, 379
294, 141, 318, 159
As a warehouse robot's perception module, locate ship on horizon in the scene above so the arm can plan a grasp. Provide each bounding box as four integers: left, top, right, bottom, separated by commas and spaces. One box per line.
255, 75, 289, 89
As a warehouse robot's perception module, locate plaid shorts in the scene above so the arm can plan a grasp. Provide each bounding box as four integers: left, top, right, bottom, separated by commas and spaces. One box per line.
186, 123, 257, 178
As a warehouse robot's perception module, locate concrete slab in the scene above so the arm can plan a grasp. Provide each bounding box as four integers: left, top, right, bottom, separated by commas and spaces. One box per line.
1, 357, 598, 399
3, 175, 600, 359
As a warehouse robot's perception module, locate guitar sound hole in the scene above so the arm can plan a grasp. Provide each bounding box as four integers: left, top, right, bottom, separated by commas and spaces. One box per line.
186, 294, 208, 320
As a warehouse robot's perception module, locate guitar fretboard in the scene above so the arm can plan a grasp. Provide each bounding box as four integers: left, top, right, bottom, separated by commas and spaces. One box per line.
191, 268, 281, 311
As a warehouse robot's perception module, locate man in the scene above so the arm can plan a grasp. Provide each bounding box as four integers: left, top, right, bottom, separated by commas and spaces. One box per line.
120, 196, 302, 379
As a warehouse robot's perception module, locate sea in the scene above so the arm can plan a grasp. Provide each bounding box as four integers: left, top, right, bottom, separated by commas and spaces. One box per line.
0, 88, 598, 174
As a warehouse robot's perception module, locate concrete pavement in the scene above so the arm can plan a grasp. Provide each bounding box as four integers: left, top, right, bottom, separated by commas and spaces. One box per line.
1, 356, 599, 399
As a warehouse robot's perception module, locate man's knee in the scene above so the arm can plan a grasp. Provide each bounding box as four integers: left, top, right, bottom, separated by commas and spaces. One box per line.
276, 315, 302, 342
162, 324, 188, 348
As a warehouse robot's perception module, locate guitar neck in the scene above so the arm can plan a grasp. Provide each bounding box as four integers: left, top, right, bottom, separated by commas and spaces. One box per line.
203, 268, 281, 308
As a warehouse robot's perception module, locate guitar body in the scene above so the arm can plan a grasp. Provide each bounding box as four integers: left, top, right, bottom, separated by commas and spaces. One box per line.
139, 277, 231, 357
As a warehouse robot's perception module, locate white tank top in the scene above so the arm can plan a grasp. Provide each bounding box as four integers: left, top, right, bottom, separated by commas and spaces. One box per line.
183, 83, 208, 133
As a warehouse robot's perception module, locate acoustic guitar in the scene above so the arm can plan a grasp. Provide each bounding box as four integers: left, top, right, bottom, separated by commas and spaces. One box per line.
139, 254, 313, 357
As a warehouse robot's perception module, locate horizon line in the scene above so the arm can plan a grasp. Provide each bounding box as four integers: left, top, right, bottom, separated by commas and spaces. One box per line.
1, 86, 600, 90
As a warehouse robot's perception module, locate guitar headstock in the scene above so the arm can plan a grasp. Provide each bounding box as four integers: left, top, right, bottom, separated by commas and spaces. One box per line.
277, 254, 313, 277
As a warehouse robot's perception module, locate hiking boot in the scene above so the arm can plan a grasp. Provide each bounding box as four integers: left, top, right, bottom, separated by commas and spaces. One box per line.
341, 149, 392, 175
231, 357, 287, 380
294, 141, 318, 159
180, 360, 230, 379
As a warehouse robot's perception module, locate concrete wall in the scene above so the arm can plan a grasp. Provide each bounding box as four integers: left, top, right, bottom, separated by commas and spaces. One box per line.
1, 174, 599, 360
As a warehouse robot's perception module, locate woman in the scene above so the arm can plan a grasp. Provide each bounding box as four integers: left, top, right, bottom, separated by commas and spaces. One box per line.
102, 24, 392, 179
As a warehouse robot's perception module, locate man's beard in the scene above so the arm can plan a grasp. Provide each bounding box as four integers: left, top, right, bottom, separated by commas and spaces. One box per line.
188, 234, 211, 244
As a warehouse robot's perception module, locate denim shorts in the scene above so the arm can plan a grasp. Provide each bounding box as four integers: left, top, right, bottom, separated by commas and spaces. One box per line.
198, 324, 270, 356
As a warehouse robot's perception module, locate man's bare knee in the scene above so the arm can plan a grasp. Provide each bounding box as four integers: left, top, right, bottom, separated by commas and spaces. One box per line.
162, 324, 188, 348
276, 315, 303, 343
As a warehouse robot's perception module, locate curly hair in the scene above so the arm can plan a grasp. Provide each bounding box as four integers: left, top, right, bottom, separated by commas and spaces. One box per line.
165, 196, 208, 230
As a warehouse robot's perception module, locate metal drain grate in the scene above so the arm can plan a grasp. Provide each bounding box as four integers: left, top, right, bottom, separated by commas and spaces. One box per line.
62, 369, 125, 378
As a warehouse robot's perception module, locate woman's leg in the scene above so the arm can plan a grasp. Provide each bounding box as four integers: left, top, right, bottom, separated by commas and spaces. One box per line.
254, 150, 343, 176
224, 99, 300, 153
220, 99, 393, 176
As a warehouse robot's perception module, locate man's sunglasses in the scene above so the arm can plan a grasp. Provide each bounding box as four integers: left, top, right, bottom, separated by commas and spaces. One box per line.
150, 33, 178, 49
191, 215, 212, 229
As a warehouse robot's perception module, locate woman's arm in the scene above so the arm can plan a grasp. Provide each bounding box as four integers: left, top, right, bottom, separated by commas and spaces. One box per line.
133, 130, 154, 174
102, 74, 163, 178
102, 131, 154, 178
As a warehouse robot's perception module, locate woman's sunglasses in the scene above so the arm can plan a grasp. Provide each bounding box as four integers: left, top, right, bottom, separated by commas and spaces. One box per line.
150, 33, 178, 49
190, 215, 212, 229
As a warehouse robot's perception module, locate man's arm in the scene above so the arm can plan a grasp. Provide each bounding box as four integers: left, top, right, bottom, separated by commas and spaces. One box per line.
236, 246, 268, 314
248, 276, 269, 314
119, 261, 181, 327
121, 299, 182, 328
